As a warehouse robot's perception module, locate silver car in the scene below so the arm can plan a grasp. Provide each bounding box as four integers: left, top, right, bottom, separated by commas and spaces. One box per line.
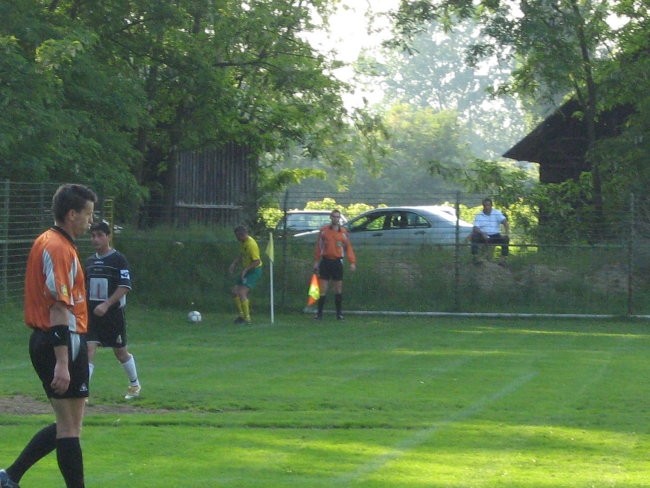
276, 210, 348, 235
297, 206, 472, 246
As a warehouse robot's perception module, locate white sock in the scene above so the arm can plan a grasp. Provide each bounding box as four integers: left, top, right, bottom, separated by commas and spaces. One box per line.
121, 354, 140, 386
88, 362, 95, 382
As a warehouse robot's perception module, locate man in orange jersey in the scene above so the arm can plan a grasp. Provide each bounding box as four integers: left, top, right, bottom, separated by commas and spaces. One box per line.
1, 184, 96, 488
312, 209, 356, 320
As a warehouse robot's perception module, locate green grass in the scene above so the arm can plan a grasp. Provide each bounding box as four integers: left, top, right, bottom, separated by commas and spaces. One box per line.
1, 305, 650, 487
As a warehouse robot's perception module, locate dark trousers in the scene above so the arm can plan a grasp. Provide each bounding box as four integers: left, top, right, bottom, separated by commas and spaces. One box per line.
471, 232, 509, 257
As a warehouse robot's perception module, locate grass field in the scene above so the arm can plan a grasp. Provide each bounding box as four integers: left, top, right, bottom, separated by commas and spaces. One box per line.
1, 305, 650, 487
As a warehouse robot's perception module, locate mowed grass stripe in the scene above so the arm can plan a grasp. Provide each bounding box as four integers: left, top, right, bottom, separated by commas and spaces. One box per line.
337, 370, 538, 484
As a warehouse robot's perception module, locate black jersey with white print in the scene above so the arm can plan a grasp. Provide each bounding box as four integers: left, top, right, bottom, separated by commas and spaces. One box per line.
85, 250, 132, 312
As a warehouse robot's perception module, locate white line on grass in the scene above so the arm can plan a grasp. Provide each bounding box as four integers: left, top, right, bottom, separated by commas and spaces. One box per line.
336, 370, 538, 483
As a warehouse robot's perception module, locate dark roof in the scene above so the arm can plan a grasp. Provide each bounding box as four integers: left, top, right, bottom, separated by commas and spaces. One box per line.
503, 99, 586, 164
503, 100, 634, 183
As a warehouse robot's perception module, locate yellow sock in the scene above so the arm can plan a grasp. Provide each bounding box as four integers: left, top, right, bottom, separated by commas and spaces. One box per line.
233, 296, 243, 317
242, 299, 251, 321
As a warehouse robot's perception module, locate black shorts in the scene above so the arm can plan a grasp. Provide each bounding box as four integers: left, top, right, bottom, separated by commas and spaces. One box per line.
87, 307, 128, 348
29, 329, 89, 399
318, 258, 344, 281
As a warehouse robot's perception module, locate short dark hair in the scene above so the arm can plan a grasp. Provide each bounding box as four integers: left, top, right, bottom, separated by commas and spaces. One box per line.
234, 225, 248, 235
90, 221, 111, 235
52, 184, 98, 223
482, 198, 493, 205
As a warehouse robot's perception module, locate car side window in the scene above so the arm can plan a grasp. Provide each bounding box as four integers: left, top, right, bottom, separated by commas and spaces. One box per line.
413, 213, 431, 228
389, 212, 409, 229
350, 213, 386, 232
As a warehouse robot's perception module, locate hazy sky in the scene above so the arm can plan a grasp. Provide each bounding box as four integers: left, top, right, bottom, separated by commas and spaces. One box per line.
306, 0, 400, 108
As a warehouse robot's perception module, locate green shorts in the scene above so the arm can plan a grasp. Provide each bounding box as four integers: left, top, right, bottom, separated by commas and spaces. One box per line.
237, 267, 262, 289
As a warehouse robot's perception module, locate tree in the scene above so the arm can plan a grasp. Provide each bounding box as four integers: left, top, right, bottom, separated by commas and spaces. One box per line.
0, 1, 147, 212
0, 0, 354, 220
590, 3, 650, 222
389, 0, 621, 228
365, 19, 525, 159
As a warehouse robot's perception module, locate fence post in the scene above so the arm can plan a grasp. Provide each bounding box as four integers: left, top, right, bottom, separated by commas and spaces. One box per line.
279, 189, 289, 309
103, 197, 115, 244
453, 191, 461, 312
627, 193, 634, 317
1, 180, 9, 303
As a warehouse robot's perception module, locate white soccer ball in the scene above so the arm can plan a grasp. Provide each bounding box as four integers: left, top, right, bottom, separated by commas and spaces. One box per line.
187, 310, 202, 323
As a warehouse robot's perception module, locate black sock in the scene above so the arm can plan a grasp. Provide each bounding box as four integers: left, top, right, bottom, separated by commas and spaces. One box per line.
317, 296, 327, 315
335, 294, 342, 315
7, 423, 57, 482
56, 437, 84, 488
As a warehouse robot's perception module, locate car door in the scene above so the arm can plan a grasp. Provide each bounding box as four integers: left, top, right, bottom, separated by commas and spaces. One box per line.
348, 210, 429, 246
388, 211, 431, 245
423, 210, 473, 244
347, 210, 392, 245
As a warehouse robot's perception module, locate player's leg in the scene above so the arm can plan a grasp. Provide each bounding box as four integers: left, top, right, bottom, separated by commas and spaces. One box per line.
315, 260, 332, 319
2, 330, 63, 485
114, 347, 141, 399
51, 333, 88, 487
232, 283, 247, 323
232, 284, 247, 323
86, 341, 99, 383
331, 260, 345, 320
239, 268, 261, 323
51, 398, 86, 487
2, 423, 57, 485
238, 287, 252, 323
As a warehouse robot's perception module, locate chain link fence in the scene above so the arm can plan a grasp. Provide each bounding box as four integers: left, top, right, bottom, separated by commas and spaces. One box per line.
2, 181, 649, 317
0, 181, 110, 303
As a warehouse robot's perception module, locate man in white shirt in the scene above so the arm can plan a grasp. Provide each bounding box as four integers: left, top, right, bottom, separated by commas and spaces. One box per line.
471, 198, 509, 262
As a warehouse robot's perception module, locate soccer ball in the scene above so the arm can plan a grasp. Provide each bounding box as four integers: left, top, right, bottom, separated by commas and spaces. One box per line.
187, 310, 202, 323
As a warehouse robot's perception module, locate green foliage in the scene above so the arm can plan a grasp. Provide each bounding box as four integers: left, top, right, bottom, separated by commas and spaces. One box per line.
375, 18, 525, 159
343, 104, 470, 195
259, 207, 284, 229
528, 173, 598, 244
116, 225, 238, 311
385, 103, 469, 174
387, 0, 650, 237
457, 158, 539, 241
0, 0, 352, 222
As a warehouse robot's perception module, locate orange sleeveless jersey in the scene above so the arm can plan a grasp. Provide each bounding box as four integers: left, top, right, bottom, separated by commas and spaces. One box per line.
24, 228, 88, 333
314, 225, 356, 264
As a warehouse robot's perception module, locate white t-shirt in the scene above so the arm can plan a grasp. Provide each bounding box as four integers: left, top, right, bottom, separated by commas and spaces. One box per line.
473, 209, 506, 235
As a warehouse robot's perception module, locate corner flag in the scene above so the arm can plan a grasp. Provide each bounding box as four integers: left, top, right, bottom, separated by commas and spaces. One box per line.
265, 232, 274, 263
267, 232, 275, 323
307, 273, 320, 306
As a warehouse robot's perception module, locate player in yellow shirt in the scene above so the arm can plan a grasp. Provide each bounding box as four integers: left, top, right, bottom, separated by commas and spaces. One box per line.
229, 225, 263, 324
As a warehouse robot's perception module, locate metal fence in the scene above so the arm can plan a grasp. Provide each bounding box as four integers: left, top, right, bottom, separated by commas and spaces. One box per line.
0, 181, 104, 303
2, 181, 649, 317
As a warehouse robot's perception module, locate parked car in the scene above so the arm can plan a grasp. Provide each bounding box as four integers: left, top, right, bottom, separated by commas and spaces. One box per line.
295, 206, 472, 246
275, 210, 348, 235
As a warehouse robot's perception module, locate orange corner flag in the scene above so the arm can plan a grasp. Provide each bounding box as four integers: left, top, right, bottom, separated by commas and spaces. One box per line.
307, 273, 320, 306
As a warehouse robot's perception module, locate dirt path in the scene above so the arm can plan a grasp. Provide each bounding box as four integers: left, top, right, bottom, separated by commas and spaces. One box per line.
0, 395, 160, 415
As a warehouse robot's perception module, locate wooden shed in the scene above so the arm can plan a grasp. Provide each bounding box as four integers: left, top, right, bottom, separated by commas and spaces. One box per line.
174, 142, 255, 226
